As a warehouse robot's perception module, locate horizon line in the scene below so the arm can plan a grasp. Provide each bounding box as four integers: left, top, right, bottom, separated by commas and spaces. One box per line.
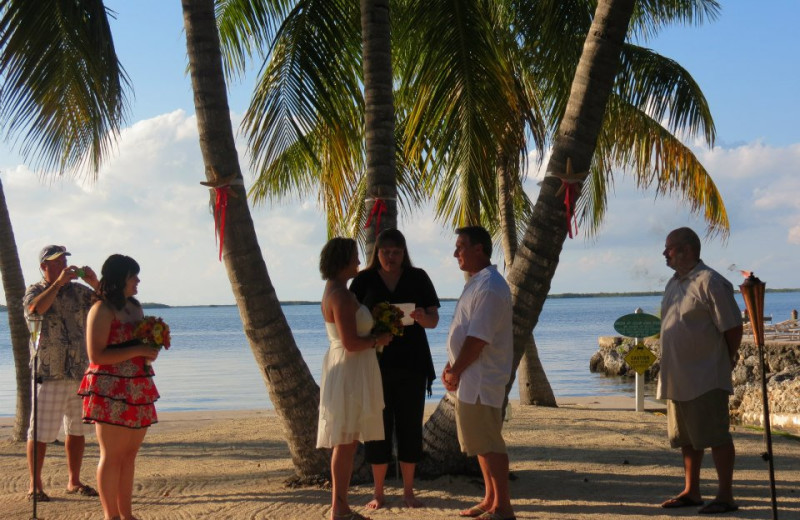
2, 288, 799, 310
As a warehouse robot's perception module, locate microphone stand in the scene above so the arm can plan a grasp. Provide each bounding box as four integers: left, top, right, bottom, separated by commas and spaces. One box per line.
27, 314, 43, 520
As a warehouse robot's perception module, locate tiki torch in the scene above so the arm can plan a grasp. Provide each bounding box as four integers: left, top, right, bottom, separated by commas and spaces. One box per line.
739, 272, 778, 519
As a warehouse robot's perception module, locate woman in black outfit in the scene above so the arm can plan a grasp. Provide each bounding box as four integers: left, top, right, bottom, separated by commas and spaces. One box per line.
350, 229, 440, 510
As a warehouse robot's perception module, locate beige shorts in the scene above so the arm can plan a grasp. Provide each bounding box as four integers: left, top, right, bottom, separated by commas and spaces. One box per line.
667, 389, 732, 450
28, 379, 87, 443
455, 398, 506, 457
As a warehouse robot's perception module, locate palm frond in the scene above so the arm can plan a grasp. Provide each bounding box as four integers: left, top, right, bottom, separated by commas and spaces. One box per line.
582, 94, 729, 238
629, 0, 720, 42
615, 43, 715, 145
399, 0, 542, 230
247, 125, 325, 202
215, 0, 295, 80
512, 0, 591, 127
0, 0, 130, 178
242, 0, 362, 187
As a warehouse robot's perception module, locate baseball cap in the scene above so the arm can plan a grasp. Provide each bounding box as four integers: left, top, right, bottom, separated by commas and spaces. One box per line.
39, 245, 71, 264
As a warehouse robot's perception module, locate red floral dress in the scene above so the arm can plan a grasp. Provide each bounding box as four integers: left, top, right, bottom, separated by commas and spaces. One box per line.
79, 319, 160, 428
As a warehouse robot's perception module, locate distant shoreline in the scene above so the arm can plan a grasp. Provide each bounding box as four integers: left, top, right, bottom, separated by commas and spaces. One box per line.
140, 287, 800, 308
2, 288, 799, 311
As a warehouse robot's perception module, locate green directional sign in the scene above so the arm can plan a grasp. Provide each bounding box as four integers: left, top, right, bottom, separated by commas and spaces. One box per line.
613, 312, 661, 338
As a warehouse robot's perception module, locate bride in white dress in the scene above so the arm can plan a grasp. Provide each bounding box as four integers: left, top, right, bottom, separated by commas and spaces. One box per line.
317, 238, 392, 520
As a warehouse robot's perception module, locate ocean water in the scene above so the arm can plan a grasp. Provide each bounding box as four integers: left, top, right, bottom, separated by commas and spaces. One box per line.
1, 292, 797, 416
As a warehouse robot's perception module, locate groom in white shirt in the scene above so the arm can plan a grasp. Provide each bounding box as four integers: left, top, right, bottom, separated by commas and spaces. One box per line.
442, 225, 515, 520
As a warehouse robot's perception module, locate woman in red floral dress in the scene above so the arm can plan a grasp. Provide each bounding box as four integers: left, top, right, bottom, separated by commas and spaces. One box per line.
78, 255, 159, 520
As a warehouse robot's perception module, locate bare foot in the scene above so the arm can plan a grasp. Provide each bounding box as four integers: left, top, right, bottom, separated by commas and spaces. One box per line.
403, 494, 423, 508
366, 495, 385, 510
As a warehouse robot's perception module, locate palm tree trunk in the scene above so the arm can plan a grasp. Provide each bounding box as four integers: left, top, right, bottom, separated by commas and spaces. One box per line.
181, 0, 327, 479
516, 334, 556, 405
507, 0, 635, 399
422, 0, 633, 477
0, 178, 30, 441
497, 152, 517, 274
361, 0, 397, 255
497, 150, 556, 406
418, 393, 479, 477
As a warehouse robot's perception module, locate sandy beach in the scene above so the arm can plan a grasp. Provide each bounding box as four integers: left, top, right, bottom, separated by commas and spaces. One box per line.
0, 397, 797, 520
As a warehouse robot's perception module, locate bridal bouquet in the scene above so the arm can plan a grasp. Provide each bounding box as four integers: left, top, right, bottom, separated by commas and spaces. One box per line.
135, 316, 171, 371
371, 302, 404, 353
135, 316, 171, 349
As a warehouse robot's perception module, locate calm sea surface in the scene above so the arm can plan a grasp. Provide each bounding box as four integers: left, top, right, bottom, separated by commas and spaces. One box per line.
1, 292, 798, 416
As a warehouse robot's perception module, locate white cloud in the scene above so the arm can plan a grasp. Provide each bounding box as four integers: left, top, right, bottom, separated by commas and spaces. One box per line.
523, 139, 800, 293
2, 112, 800, 306
1, 110, 322, 306
789, 224, 800, 245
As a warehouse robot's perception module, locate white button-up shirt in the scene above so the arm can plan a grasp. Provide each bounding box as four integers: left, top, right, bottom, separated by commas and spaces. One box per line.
446, 265, 513, 408
657, 261, 742, 401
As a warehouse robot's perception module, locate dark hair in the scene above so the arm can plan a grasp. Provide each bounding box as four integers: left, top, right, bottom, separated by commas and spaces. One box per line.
98, 254, 141, 310
319, 237, 357, 280
670, 227, 701, 258
456, 225, 492, 258
365, 228, 413, 270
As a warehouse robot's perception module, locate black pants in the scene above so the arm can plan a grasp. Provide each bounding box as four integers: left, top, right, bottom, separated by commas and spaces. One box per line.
365, 369, 427, 464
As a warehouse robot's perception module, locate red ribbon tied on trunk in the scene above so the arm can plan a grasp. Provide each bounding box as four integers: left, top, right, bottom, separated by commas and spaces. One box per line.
200, 169, 240, 262
213, 187, 229, 261
548, 157, 583, 240
562, 181, 579, 239
364, 198, 387, 230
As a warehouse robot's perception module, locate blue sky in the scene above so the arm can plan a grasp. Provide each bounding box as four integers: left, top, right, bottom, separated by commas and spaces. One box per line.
645, 1, 800, 147
2, 1, 799, 305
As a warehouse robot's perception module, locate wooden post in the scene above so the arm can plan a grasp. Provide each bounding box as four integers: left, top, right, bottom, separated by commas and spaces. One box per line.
634, 309, 644, 412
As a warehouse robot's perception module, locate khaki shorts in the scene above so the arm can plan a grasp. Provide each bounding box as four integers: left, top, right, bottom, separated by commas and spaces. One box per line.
28, 379, 87, 443
455, 398, 506, 457
667, 389, 732, 450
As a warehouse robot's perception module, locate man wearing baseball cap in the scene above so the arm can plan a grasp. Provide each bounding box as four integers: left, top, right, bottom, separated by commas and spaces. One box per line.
23, 245, 100, 501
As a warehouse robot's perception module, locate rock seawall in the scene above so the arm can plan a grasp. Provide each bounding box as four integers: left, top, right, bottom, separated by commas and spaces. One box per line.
590, 337, 800, 433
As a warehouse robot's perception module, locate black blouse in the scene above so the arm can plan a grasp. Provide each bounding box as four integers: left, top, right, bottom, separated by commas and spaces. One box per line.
350, 267, 440, 392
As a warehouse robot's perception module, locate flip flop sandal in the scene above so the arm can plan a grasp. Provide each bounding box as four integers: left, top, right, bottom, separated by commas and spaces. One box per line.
476, 512, 517, 520
698, 500, 739, 514
332, 512, 372, 520
66, 484, 99, 497
27, 490, 50, 502
460, 506, 487, 517
662, 495, 704, 508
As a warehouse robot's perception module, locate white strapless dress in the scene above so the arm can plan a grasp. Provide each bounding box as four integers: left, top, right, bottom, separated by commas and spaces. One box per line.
316, 305, 385, 448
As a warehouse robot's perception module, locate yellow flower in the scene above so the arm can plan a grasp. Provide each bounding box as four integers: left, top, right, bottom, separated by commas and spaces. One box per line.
371, 302, 404, 338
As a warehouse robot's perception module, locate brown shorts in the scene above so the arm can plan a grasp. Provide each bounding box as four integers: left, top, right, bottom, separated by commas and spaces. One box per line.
455, 398, 506, 457
667, 389, 732, 450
